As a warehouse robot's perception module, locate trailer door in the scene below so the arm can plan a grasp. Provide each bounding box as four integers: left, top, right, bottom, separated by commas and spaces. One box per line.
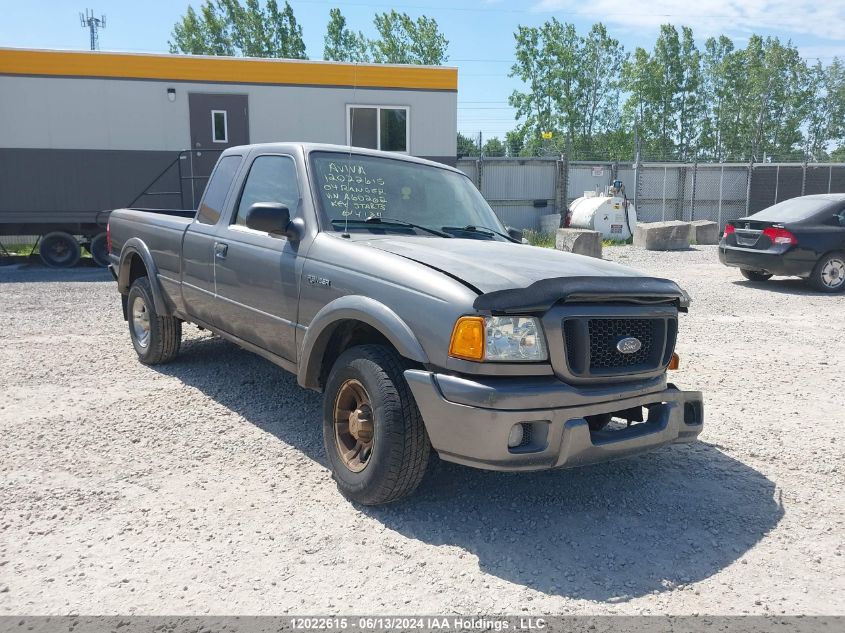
187, 93, 250, 207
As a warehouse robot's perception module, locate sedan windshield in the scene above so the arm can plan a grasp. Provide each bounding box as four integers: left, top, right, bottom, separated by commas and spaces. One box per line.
310, 151, 506, 237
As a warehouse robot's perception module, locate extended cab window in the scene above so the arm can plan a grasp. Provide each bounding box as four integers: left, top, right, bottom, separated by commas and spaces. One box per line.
234, 155, 299, 227
196, 155, 242, 225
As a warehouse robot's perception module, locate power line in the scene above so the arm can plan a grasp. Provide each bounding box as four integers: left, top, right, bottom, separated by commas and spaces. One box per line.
79, 8, 106, 51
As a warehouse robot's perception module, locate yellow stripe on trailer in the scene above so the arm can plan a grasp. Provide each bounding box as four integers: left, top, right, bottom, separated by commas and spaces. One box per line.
0, 48, 458, 92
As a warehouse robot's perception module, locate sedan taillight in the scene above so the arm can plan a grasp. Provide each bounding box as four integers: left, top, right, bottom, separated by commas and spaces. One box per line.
723, 223, 735, 238
762, 226, 798, 246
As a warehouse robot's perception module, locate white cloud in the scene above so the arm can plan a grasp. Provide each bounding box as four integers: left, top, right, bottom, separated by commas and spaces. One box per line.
532, 0, 845, 41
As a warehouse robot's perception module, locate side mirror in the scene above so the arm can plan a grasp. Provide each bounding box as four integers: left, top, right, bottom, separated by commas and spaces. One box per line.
506, 226, 523, 242
245, 202, 298, 239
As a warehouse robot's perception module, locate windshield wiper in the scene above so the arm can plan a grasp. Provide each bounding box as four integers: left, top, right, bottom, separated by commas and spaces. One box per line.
331, 217, 453, 238
442, 225, 519, 242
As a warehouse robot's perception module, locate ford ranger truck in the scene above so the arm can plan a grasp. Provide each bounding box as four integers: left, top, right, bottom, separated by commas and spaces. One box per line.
108, 143, 704, 505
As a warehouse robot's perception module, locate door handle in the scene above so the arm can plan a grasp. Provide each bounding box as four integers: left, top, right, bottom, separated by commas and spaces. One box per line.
214, 242, 228, 259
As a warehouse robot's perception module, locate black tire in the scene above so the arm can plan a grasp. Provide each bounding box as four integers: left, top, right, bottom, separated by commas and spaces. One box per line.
88, 232, 110, 267
126, 277, 181, 364
39, 232, 81, 268
809, 251, 845, 293
740, 269, 773, 282
322, 345, 431, 505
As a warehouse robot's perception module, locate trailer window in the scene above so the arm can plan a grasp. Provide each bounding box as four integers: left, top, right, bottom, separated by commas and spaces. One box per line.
234, 155, 300, 227
347, 106, 409, 153
196, 155, 242, 225
211, 110, 228, 143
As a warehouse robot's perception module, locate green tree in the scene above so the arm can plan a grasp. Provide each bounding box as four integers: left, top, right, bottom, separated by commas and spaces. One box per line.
621, 25, 702, 160
577, 24, 625, 156
504, 131, 526, 157
457, 132, 479, 157
509, 20, 628, 158
804, 59, 845, 159
169, 0, 306, 59
482, 137, 506, 156
370, 11, 449, 65
266, 0, 306, 59
676, 26, 703, 159
699, 35, 737, 160
323, 8, 370, 62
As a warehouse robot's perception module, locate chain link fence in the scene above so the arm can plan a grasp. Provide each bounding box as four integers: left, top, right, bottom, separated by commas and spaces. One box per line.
456, 158, 845, 231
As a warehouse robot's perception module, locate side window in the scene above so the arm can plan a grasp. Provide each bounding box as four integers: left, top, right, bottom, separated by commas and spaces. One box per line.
196, 155, 242, 225
837, 209, 845, 227
234, 155, 299, 227
348, 106, 409, 153
211, 110, 228, 143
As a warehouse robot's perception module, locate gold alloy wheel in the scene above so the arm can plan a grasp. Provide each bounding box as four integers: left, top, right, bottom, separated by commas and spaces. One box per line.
333, 379, 375, 473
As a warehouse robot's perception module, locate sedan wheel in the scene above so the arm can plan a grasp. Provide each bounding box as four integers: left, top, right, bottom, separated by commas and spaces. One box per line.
810, 252, 845, 293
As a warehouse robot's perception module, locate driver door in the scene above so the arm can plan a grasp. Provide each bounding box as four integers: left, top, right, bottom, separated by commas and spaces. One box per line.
212, 154, 302, 361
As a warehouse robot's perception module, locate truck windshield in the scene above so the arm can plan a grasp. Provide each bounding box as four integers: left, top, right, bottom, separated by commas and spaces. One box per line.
310, 151, 506, 237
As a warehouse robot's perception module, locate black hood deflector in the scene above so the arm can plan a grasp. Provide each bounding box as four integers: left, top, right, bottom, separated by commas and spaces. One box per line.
473, 276, 690, 314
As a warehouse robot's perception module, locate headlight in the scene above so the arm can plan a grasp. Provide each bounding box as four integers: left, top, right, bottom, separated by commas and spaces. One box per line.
449, 316, 548, 362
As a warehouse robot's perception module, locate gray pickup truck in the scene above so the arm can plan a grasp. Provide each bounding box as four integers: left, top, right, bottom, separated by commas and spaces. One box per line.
108, 143, 703, 505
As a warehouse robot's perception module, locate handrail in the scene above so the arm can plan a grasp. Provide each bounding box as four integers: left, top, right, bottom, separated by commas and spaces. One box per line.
127, 149, 225, 209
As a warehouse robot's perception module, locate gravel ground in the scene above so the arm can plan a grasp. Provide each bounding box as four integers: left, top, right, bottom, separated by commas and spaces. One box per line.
0, 245, 842, 616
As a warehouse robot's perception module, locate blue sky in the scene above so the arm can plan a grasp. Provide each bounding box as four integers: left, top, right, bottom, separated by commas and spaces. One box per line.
2, 0, 844, 141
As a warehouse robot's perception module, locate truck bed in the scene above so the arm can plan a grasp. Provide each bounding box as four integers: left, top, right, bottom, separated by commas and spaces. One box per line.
108, 208, 195, 280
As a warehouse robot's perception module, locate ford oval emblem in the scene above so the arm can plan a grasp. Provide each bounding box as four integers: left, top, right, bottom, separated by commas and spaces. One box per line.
617, 337, 642, 354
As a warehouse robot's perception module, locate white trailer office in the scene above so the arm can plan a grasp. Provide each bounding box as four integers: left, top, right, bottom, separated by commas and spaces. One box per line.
0, 48, 458, 265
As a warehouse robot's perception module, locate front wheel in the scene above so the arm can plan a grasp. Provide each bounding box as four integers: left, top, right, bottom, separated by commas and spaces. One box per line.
322, 345, 430, 505
127, 277, 182, 364
810, 252, 845, 293
740, 269, 772, 282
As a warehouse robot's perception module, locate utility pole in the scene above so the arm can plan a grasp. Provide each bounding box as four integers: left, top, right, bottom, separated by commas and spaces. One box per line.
80, 9, 106, 51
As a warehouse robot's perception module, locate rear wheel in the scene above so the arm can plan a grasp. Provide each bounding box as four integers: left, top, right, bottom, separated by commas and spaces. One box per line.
810, 252, 845, 293
740, 269, 772, 282
127, 277, 182, 364
322, 345, 430, 505
88, 232, 110, 267
39, 232, 81, 268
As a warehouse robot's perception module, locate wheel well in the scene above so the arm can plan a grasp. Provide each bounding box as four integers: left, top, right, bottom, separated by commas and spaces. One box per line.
127, 253, 148, 286
317, 320, 397, 389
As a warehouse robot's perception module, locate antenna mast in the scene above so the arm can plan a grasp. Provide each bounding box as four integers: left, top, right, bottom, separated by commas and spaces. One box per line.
79, 9, 106, 50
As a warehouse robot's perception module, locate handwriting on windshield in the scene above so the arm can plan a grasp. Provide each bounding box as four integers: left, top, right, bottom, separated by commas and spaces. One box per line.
322, 162, 387, 217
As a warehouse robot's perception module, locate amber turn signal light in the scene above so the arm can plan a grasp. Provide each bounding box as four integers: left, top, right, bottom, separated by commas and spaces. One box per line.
668, 352, 680, 370
449, 316, 485, 361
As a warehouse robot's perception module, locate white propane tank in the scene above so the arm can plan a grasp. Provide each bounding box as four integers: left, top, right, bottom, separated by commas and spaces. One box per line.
568, 190, 637, 240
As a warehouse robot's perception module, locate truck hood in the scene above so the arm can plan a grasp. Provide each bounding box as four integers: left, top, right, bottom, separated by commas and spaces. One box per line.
365, 236, 644, 292
364, 236, 690, 312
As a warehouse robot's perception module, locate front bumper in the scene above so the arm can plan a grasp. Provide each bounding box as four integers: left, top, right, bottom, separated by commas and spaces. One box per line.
405, 370, 703, 471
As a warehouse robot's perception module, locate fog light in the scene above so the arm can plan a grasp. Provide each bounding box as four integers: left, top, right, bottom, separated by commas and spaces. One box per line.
507, 423, 524, 448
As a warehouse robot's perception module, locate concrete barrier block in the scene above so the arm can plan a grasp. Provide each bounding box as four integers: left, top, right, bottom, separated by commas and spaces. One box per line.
540, 214, 562, 233
633, 221, 692, 251
690, 220, 720, 245
555, 228, 602, 258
